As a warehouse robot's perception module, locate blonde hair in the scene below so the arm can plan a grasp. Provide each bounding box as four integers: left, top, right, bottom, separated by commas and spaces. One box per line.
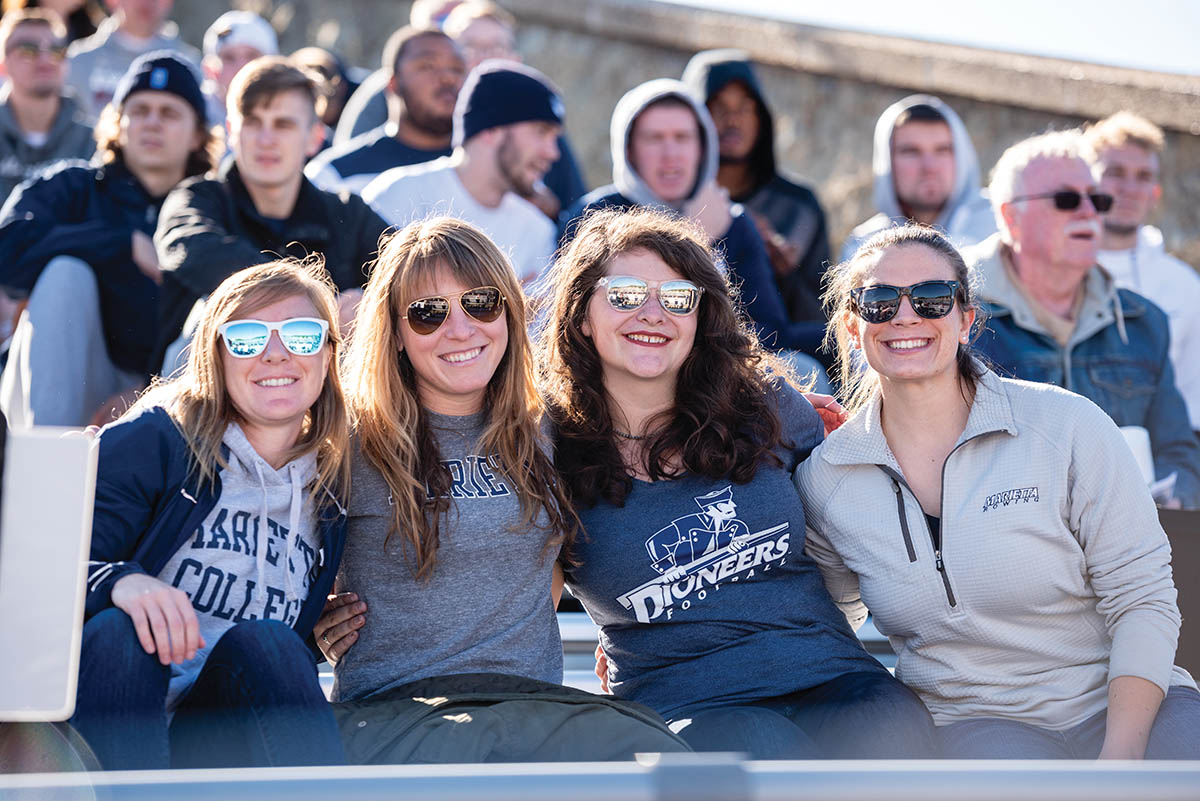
342, 217, 575, 579
133, 258, 350, 502
1082, 111, 1164, 157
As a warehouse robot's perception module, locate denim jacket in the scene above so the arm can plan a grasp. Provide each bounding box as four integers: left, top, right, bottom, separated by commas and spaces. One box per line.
967, 234, 1200, 508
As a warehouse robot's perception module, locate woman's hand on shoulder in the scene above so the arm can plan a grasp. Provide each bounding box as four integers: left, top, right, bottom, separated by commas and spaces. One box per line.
315, 591, 366, 665
804, 392, 848, 437
111, 573, 204, 665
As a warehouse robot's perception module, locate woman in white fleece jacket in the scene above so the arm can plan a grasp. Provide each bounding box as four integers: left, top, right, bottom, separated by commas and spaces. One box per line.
794, 224, 1200, 759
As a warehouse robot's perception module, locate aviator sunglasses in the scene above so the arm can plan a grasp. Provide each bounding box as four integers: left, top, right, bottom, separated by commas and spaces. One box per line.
218, 317, 329, 358
1010, 190, 1114, 213
403, 286, 506, 335
850, 280, 960, 324
5, 40, 68, 62
597, 275, 704, 316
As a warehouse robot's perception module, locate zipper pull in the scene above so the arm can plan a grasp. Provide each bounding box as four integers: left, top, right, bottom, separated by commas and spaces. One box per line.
935, 550, 944, 571
893, 479, 902, 497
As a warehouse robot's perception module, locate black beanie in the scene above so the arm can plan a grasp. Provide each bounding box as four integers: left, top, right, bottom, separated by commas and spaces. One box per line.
452, 60, 564, 148
112, 51, 207, 125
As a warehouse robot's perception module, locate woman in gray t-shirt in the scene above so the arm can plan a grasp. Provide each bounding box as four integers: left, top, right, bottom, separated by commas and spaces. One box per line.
317, 218, 575, 698
538, 207, 937, 759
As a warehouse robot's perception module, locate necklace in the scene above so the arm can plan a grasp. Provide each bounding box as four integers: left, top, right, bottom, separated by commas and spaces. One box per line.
613, 429, 646, 441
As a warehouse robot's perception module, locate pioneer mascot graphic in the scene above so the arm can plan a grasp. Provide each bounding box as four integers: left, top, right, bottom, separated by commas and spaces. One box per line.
619, 486, 790, 623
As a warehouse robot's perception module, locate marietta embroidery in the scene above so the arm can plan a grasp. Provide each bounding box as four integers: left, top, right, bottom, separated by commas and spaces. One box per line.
982, 486, 1040, 512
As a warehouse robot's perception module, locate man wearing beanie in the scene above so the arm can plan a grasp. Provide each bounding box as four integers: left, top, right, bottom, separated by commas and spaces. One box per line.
201, 10, 279, 129
0, 52, 216, 427
153, 56, 388, 372
363, 60, 562, 284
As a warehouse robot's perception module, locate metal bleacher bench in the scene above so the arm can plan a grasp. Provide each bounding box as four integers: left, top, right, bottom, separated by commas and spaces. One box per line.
318, 613, 895, 698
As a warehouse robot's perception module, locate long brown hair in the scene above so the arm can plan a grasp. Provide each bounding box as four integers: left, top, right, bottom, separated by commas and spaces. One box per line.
822, 223, 985, 416
132, 258, 350, 504
342, 217, 576, 579
538, 207, 802, 510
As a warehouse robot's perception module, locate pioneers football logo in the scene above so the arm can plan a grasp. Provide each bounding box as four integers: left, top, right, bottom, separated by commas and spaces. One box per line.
617, 486, 790, 623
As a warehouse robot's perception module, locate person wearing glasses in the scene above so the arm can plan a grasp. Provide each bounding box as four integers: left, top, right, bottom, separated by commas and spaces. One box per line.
964, 130, 1200, 509
314, 217, 685, 762
71, 259, 351, 770
538, 207, 936, 759
796, 223, 1200, 758
0, 8, 93, 204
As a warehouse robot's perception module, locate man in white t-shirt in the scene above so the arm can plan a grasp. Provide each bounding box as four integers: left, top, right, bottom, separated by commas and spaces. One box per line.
363, 60, 562, 284
1083, 111, 1200, 431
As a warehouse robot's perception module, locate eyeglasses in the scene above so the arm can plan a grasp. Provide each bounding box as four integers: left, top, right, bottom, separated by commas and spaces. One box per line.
849, 281, 960, 324
1010, 190, 1114, 213
5, 41, 67, 62
403, 286, 506, 335
596, 276, 704, 316
218, 317, 329, 358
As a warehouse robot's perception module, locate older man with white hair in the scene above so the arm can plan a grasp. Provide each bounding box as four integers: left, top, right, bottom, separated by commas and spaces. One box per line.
965, 130, 1200, 508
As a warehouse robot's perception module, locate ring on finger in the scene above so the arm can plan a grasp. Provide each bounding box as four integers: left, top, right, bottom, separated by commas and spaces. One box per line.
322, 633, 330, 645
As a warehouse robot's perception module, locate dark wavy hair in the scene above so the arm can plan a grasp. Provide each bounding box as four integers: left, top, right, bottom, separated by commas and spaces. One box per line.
538, 207, 799, 511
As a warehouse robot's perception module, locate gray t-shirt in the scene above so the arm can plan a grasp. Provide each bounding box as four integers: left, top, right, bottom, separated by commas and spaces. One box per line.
333, 410, 563, 701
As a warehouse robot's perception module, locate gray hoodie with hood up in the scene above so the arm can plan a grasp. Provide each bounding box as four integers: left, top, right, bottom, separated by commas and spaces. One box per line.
560, 80, 822, 354
840, 94, 996, 261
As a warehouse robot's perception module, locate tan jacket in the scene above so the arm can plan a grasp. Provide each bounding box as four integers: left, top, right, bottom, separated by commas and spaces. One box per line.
794, 369, 1194, 729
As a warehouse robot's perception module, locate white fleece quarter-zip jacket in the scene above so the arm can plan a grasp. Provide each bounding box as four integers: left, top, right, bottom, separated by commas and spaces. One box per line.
794, 368, 1194, 729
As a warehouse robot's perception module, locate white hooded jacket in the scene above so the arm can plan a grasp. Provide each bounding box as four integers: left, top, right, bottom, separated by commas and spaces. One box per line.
841, 94, 996, 261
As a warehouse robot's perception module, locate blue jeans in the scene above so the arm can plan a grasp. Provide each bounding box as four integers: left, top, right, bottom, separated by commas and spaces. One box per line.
669, 670, 936, 759
71, 608, 346, 769
937, 685, 1200, 759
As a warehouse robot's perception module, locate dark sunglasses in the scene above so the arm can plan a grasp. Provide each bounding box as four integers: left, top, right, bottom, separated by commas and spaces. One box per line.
596, 275, 704, 316
6, 41, 67, 61
218, 317, 329, 358
1010, 190, 1114, 213
849, 280, 960, 324
403, 286, 506, 335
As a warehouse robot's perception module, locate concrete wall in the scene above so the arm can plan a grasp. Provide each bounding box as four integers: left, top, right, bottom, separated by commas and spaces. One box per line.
177, 0, 1200, 266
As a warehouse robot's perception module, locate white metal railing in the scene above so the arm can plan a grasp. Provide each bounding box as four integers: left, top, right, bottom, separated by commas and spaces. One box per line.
3, 757, 1199, 801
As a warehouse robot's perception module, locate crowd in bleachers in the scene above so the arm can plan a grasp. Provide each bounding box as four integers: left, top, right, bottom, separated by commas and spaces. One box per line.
1, 0, 1198, 774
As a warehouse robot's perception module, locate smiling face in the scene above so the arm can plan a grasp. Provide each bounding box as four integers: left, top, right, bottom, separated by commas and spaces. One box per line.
222, 293, 330, 444
398, 267, 509, 416
582, 248, 698, 393
846, 244, 974, 389
1004, 156, 1102, 275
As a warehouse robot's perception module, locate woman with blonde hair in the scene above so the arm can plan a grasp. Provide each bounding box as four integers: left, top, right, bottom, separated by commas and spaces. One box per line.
316, 217, 685, 762
796, 223, 1200, 758
72, 259, 350, 769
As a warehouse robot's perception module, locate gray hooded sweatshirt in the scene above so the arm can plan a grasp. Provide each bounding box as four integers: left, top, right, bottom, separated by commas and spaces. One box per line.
157, 421, 320, 713
0, 84, 94, 204
65, 16, 201, 119
841, 94, 996, 261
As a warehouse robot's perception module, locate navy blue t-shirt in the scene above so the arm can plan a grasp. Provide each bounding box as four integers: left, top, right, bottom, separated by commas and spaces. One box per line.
565, 385, 883, 719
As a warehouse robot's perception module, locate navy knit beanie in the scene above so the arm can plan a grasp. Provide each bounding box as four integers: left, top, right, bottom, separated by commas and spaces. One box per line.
452, 60, 564, 148
112, 52, 207, 125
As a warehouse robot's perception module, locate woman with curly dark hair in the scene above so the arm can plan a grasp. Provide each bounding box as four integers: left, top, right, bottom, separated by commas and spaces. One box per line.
539, 206, 936, 759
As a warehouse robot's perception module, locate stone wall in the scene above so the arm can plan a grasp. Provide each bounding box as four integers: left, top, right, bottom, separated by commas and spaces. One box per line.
176, 0, 1200, 266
